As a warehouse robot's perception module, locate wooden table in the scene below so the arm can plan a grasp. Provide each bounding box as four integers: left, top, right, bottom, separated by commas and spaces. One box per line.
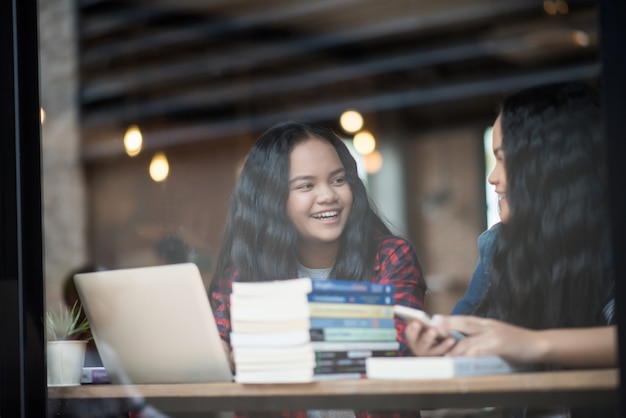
47, 369, 619, 414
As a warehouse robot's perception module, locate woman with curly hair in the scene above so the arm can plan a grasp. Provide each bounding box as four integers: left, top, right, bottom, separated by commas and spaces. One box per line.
209, 121, 426, 418
407, 82, 616, 368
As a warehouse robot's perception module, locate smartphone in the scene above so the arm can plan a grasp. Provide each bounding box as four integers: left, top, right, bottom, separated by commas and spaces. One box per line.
393, 305, 465, 340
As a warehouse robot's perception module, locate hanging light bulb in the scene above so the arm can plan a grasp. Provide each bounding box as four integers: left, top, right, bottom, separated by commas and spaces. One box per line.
340, 110, 364, 133
353, 130, 376, 155
124, 125, 143, 157
149, 152, 169, 182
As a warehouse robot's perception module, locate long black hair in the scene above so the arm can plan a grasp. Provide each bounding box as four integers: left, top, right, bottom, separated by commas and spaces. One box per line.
476, 82, 613, 329
210, 121, 391, 292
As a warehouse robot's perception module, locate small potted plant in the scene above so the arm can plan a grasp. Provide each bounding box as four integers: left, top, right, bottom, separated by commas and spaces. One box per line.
46, 301, 91, 386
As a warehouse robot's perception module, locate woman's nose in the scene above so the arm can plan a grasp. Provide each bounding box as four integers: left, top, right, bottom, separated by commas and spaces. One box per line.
317, 184, 338, 203
487, 166, 499, 185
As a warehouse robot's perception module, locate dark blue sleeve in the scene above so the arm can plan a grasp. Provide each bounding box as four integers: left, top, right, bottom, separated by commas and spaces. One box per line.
451, 223, 500, 315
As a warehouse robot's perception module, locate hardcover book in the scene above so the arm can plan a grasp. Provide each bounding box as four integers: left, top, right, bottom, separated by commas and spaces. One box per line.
316, 358, 366, 367
309, 318, 395, 329
308, 302, 394, 319
315, 349, 399, 360
315, 364, 366, 374
307, 293, 393, 305
312, 341, 400, 352
310, 327, 397, 342
366, 356, 525, 379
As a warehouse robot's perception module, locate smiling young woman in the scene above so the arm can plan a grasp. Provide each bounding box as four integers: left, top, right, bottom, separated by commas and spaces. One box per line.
208, 120, 426, 418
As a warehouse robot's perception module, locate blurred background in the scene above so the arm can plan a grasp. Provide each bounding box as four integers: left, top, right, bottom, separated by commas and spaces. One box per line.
39, 0, 600, 316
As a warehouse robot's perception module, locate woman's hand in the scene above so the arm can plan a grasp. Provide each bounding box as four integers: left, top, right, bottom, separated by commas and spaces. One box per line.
432, 315, 544, 364
434, 316, 618, 367
404, 319, 458, 357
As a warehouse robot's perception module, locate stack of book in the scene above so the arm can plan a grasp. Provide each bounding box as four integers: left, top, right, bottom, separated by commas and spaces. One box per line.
230, 279, 315, 383
229, 278, 400, 383
308, 280, 399, 379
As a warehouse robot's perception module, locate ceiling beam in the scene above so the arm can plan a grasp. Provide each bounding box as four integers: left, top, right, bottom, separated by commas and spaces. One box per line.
80, 0, 366, 66
80, 0, 540, 102
82, 62, 601, 162
81, 23, 598, 128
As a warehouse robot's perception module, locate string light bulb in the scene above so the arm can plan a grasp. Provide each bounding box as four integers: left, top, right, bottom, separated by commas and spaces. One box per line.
340, 110, 364, 133
353, 130, 376, 155
149, 152, 169, 182
124, 125, 143, 157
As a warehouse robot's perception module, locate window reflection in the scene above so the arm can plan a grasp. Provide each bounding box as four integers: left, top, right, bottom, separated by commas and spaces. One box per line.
40, 0, 601, 395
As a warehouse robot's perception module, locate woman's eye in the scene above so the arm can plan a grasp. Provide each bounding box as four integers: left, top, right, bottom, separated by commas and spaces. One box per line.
331, 177, 346, 185
295, 183, 313, 190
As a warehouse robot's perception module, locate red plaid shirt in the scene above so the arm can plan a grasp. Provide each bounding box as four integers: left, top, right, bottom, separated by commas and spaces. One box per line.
210, 234, 426, 418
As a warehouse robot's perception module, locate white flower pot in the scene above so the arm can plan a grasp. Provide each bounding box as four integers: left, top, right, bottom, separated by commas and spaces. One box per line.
46, 340, 87, 387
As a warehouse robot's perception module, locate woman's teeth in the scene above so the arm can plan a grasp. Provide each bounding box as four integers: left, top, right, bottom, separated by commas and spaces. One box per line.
313, 211, 338, 220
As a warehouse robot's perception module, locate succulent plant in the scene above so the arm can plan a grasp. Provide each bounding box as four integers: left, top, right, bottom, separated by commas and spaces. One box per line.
45, 301, 91, 341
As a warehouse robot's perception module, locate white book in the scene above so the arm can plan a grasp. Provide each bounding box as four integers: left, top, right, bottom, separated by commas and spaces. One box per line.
232, 278, 313, 296
233, 343, 314, 361
235, 357, 316, 372
232, 277, 394, 296
230, 330, 311, 347
232, 317, 311, 333
230, 294, 310, 321
235, 352, 315, 367
235, 368, 314, 384
234, 345, 315, 365
366, 356, 524, 380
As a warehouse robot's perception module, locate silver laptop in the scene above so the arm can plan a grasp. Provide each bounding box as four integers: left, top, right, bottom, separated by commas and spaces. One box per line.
74, 263, 233, 384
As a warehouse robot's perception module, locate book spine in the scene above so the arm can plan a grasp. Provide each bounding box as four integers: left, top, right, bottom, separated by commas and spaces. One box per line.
312, 372, 363, 381
307, 293, 393, 305
315, 364, 367, 374
310, 327, 397, 342
316, 358, 366, 367
312, 341, 400, 351
315, 349, 399, 360
310, 318, 395, 329
230, 330, 311, 347
311, 279, 395, 295
308, 302, 394, 319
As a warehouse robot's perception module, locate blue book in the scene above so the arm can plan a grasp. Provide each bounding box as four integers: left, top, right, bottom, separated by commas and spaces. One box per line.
311, 279, 395, 295
307, 293, 393, 305
310, 318, 395, 329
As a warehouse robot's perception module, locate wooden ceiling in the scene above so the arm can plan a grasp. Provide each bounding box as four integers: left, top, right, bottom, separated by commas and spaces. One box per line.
77, 0, 599, 161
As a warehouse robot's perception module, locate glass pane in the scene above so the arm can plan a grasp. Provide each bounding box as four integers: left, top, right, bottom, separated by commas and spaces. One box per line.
39, 0, 604, 416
